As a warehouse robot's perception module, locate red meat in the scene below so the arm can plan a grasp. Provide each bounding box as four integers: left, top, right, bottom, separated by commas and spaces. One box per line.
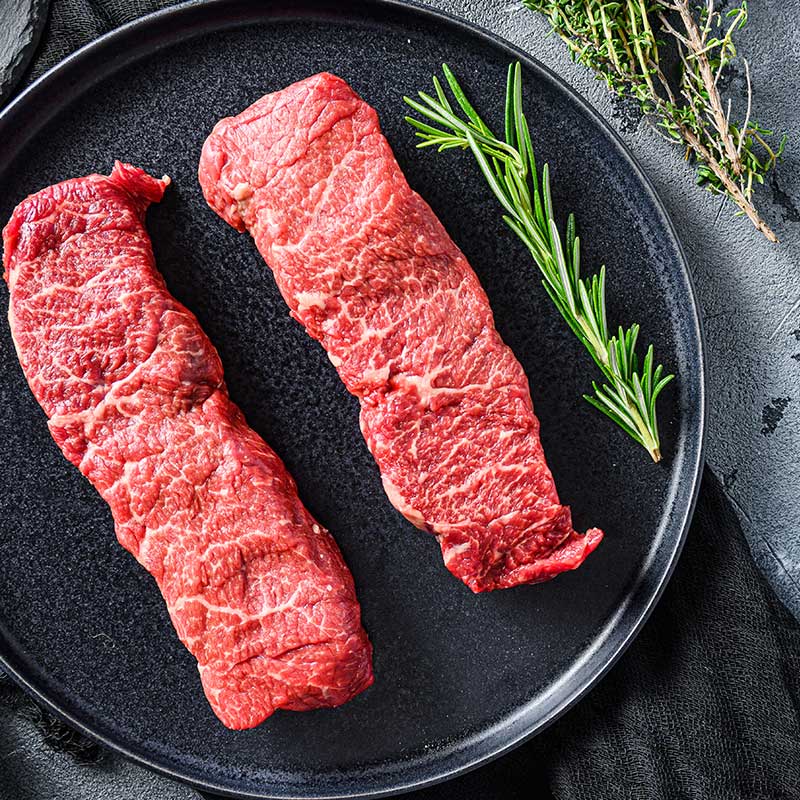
199, 74, 602, 592
3, 162, 373, 729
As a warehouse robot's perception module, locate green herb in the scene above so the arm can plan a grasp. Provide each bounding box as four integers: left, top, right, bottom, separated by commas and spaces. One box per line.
522, 0, 786, 242
404, 63, 673, 462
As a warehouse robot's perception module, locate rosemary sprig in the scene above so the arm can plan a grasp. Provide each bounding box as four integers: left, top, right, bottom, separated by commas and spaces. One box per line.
522, 0, 786, 242
404, 63, 674, 462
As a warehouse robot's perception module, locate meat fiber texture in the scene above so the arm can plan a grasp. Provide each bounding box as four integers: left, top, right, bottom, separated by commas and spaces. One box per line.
2, 163, 373, 729
199, 74, 603, 593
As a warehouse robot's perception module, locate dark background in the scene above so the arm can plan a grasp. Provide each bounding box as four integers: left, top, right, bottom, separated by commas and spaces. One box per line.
0, 1, 798, 799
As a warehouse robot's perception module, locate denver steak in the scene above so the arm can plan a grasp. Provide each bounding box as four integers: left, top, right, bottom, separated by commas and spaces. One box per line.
199, 74, 603, 592
3, 162, 373, 729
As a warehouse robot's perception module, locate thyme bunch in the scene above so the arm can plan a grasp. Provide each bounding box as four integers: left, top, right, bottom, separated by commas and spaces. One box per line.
523, 0, 786, 242
404, 63, 674, 461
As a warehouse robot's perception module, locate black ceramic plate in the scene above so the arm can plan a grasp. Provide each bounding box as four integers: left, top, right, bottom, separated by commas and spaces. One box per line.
0, 1, 705, 797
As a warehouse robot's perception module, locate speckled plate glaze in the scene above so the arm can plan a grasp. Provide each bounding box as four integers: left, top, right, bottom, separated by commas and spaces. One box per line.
0, 1, 705, 797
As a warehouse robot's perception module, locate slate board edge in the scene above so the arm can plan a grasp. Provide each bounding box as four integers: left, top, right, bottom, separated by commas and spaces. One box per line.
0, 0, 706, 797
0, 0, 51, 105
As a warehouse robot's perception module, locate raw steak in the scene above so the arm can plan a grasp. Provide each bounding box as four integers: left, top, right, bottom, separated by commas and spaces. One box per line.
199, 74, 603, 593
3, 162, 373, 729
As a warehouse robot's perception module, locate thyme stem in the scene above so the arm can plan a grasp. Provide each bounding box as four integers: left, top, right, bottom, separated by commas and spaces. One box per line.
522, 0, 786, 242
667, 0, 742, 174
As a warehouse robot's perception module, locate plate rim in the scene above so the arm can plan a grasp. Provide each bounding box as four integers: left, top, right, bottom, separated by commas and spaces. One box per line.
0, 0, 706, 797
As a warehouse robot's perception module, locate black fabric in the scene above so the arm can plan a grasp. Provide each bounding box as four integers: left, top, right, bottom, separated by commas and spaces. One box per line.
19, 0, 177, 82
2, 3, 799, 798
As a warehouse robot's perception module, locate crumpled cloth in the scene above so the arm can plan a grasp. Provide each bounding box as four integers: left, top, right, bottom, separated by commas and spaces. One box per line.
2, 2, 799, 798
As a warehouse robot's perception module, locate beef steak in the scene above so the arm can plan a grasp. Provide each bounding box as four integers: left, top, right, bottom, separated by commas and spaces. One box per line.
3, 162, 373, 729
199, 74, 603, 592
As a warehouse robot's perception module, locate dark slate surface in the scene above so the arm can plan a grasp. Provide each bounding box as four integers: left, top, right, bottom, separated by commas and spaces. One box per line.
0, 0, 798, 798
0, 0, 50, 104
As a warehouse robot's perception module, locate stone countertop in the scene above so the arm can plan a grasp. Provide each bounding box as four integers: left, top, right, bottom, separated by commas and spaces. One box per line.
424, 0, 800, 618
0, 2, 797, 799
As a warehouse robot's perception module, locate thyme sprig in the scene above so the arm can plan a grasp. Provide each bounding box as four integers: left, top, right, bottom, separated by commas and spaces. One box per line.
404, 63, 674, 462
522, 0, 786, 242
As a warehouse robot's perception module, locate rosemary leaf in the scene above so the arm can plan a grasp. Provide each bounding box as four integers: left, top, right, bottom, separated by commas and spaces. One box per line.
404, 63, 674, 462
